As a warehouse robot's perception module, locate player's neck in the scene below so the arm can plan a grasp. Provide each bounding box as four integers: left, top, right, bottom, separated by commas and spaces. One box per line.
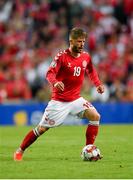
69, 48, 81, 58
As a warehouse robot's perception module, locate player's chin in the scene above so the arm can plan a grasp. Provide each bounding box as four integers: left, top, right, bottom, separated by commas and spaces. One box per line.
78, 48, 83, 53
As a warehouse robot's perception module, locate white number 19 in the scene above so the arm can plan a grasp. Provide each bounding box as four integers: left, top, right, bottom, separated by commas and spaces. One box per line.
73, 66, 81, 76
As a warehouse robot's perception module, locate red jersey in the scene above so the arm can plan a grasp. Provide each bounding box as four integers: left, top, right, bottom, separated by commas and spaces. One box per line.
46, 49, 101, 102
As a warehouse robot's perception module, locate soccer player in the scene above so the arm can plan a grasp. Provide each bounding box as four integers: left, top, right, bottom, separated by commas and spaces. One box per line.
14, 27, 104, 161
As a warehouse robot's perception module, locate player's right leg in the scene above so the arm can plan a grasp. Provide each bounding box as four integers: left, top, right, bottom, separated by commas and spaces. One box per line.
14, 100, 69, 161
13, 126, 49, 161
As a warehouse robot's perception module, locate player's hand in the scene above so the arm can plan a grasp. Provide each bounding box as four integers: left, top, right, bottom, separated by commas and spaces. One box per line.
97, 84, 104, 94
54, 81, 64, 91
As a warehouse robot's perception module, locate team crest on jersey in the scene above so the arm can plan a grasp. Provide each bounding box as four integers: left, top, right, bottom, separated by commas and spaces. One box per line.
50, 61, 57, 68
82, 60, 87, 68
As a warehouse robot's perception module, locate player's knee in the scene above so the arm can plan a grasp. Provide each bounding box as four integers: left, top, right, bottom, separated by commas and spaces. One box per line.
90, 113, 100, 121
38, 126, 49, 135
84, 109, 100, 121
34, 126, 49, 136
95, 113, 100, 121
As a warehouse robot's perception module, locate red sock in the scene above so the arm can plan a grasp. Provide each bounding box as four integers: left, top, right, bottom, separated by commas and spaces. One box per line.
86, 124, 99, 145
20, 130, 38, 151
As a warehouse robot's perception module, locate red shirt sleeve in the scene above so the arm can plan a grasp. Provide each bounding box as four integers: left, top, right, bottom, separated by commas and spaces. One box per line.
46, 54, 62, 86
86, 57, 101, 87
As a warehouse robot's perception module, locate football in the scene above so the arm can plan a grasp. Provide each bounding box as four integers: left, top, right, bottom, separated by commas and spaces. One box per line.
81, 144, 101, 161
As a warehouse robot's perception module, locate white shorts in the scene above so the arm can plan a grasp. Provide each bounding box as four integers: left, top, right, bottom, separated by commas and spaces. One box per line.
39, 97, 95, 128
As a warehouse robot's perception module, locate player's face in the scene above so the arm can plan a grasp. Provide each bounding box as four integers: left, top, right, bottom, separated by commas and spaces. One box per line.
71, 37, 86, 53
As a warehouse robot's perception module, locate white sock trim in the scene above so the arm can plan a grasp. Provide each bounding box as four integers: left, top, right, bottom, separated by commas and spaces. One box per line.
33, 127, 40, 137
89, 121, 99, 126
17, 148, 23, 153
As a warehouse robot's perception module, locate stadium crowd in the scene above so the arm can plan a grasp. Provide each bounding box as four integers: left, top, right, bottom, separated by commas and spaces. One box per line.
0, 0, 133, 103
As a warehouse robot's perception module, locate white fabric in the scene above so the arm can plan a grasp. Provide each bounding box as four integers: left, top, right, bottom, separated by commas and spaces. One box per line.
89, 120, 99, 126
39, 97, 95, 127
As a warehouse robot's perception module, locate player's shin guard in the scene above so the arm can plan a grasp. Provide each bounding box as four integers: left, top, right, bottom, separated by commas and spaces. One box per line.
20, 127, 40, 151
86, 121, 99, 145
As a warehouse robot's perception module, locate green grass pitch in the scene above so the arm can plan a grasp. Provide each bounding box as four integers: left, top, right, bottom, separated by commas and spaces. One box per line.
0, 124, 133, 179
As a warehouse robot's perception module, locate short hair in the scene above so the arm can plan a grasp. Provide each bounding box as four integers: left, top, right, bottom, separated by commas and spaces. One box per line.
69, 27, 87, 40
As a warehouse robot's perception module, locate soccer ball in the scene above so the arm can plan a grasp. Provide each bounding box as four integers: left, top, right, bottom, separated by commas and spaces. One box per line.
81, 144, 101, 161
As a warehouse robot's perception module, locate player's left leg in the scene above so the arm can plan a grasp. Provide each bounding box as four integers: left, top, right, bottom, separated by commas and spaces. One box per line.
71, 97, 102, 159
70, 97, 100, 145
83, 107, 103, 159
83, 107, 100, 145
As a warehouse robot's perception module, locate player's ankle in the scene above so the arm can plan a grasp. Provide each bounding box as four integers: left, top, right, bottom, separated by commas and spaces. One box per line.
16, 147, 24, 154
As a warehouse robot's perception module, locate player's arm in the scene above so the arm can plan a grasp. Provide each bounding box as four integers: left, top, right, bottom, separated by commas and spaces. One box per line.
46, 55, 64, 91
86, 58, 104, 94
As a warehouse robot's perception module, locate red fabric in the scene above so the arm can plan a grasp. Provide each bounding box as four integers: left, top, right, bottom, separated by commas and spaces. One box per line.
46, 49, 101, 102
6, 79, 31, 100
0, 71, 5, 81
124, 0, 133, 15
20, 130, 37, 151
86, 124, 99, 145
88, 34, 96, 51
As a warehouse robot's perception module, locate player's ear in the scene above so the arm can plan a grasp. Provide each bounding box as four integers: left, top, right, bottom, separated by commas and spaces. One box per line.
70, 38, 75, 44
69, 39, 72, 45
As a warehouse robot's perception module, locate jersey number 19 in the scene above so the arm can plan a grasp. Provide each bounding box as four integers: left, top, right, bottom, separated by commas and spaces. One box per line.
73, 66, 81, 76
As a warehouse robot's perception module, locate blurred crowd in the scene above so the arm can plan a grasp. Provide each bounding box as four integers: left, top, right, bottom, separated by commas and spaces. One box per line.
0, 0, 133, 103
